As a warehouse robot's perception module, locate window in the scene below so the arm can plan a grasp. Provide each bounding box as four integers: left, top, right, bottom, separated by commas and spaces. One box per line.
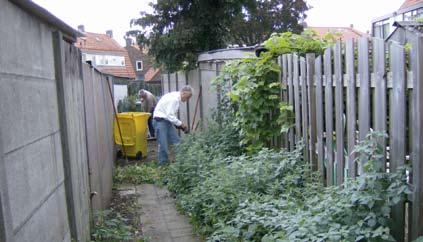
81, 53, 125, 67
136, 60, 143, 71
97, 55, 125, 66
373, 19, 390, 38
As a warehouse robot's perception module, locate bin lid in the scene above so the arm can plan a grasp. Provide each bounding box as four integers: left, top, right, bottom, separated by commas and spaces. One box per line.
117, 112, 151, 118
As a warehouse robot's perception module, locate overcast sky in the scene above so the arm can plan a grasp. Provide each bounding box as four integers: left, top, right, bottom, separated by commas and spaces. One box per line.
33, 0, 405, 46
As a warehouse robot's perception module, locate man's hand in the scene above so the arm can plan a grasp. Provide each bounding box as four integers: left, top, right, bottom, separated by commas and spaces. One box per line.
180, 123, 188, 132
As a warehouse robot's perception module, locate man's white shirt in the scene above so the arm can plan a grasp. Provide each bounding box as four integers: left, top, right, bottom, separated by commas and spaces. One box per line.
153, 92, 182, 126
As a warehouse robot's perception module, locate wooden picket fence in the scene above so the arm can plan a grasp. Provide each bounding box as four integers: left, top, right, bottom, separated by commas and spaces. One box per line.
278, 37, 423, 241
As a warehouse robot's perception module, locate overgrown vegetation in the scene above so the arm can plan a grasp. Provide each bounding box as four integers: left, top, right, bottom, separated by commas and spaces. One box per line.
91, 210, 134, 241
117, 95, 138, 113
113, 162, 167, 185
168, 127, 411, 241
91, 191, 146, 242
213, 30, 333, 151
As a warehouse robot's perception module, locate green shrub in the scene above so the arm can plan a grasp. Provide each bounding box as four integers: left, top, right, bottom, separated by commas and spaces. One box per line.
167, 120, 245, 195
208, 133, 411, 242
117, 95, 138, 113
169, 131, 411, 241
91, 210, 133, 241
113, 162, 166, 185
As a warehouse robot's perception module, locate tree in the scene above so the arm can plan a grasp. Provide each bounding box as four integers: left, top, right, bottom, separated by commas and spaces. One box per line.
229, 0, 309, 46
130, 0, 309, 72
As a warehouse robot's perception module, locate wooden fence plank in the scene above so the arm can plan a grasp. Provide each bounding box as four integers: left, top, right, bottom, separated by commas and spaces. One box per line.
334, 41, 345, 185
358, 37, 371, 174
390, 42, 406, 242
307, 54, 317, 169
373, 38, 387, 169
301, 57, 309, 162
411, 34, 423, 241
293, 55, 302, 142
185, 72, 191, 130
287, 54, 295, 150
345, 39, 357, 178
281, 55, 289, 148
324, 48, 334, 186
315, 56, 325, 180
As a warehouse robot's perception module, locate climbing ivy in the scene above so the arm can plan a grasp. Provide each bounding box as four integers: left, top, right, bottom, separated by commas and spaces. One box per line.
214, 30, 334, 151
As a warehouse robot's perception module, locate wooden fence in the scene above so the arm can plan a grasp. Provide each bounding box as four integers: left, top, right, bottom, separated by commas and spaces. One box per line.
279, 37, 423, 241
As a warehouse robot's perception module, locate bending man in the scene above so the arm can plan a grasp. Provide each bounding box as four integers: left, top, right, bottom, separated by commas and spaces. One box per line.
153, 86, 193, 165
139, 89, 157, 138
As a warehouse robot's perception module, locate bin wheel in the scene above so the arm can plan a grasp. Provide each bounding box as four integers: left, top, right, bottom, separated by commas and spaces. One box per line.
136, 151, 142, 161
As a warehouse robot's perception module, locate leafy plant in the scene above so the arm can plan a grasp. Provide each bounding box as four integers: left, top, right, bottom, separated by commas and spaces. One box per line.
91, 210, 133, 241
213, 30, 334, 151
209, 132, 411, 242
113, 162, 167, 185
168, 131, 411, 241
167, 119, 245, 195
117, 95, 138, 113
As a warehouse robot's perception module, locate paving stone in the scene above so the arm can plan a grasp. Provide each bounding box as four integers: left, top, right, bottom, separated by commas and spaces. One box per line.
135, 184, 201, 242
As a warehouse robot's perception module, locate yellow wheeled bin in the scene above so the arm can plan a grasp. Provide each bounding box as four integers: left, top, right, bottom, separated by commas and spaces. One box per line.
114, 112, 150, 160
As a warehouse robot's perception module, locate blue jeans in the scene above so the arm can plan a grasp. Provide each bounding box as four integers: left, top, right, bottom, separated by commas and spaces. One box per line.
153, 119, 180, 165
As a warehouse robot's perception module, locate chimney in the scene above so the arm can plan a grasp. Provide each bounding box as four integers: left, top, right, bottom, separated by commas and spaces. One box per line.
350, 24, 354, 29
78, 25, 85, 32
125, 37, 133, 47
106, 30, 113, 38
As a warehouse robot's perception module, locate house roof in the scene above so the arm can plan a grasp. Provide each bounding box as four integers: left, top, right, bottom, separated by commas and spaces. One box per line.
75, 32, 124, 52
144, 67, 161, 82
308, 26, 368, 40
399, 0, 423, 10
75, 32, 136, 78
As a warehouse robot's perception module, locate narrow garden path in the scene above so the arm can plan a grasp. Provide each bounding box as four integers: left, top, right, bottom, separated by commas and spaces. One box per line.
115, 140, 200, 242
136, 184, 200, 242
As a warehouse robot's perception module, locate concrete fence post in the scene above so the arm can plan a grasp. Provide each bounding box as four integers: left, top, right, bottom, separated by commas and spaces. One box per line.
52, 31, 78, 240
0, 129, 12, 242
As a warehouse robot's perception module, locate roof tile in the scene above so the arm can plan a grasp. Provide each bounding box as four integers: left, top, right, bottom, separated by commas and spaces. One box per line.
399, 0, 423, 10
308, 27, 367, 40
75, 32, 136, 78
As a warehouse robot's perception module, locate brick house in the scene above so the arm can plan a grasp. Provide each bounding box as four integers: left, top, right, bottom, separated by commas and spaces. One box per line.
124, 38, 162, 96
75, 25, 135, 79
124, 39, 161, 82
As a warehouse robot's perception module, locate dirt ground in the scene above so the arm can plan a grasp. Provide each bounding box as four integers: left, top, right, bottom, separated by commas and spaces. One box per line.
116, 139, 158, 166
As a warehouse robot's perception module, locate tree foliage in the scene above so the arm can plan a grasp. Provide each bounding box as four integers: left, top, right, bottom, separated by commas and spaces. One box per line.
130, 0, 309, 72
229, 0, 309, 46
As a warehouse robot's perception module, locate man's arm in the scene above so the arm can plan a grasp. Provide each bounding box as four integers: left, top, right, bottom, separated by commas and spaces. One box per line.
164, 99, 182, 126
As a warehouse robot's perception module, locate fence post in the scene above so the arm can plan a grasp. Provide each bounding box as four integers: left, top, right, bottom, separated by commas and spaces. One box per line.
411, 34, 423, 240
345, 39, 357, 178
324, 48, 334, 186
315, 56, 325, 181
390, 42, 406, 242
300, 58, 309, 162
358, 38, 371, 174
287, 54, 295, 150
373, 38, 387, 168
334, 41, 345, 185
52, 31, 78, 240
0, 129, 12, 242
279, 55, 289, 149
306, 54, 317, 169
293, 55, 302, 142
198, 68, 204, 129
185, 72, 191, 130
